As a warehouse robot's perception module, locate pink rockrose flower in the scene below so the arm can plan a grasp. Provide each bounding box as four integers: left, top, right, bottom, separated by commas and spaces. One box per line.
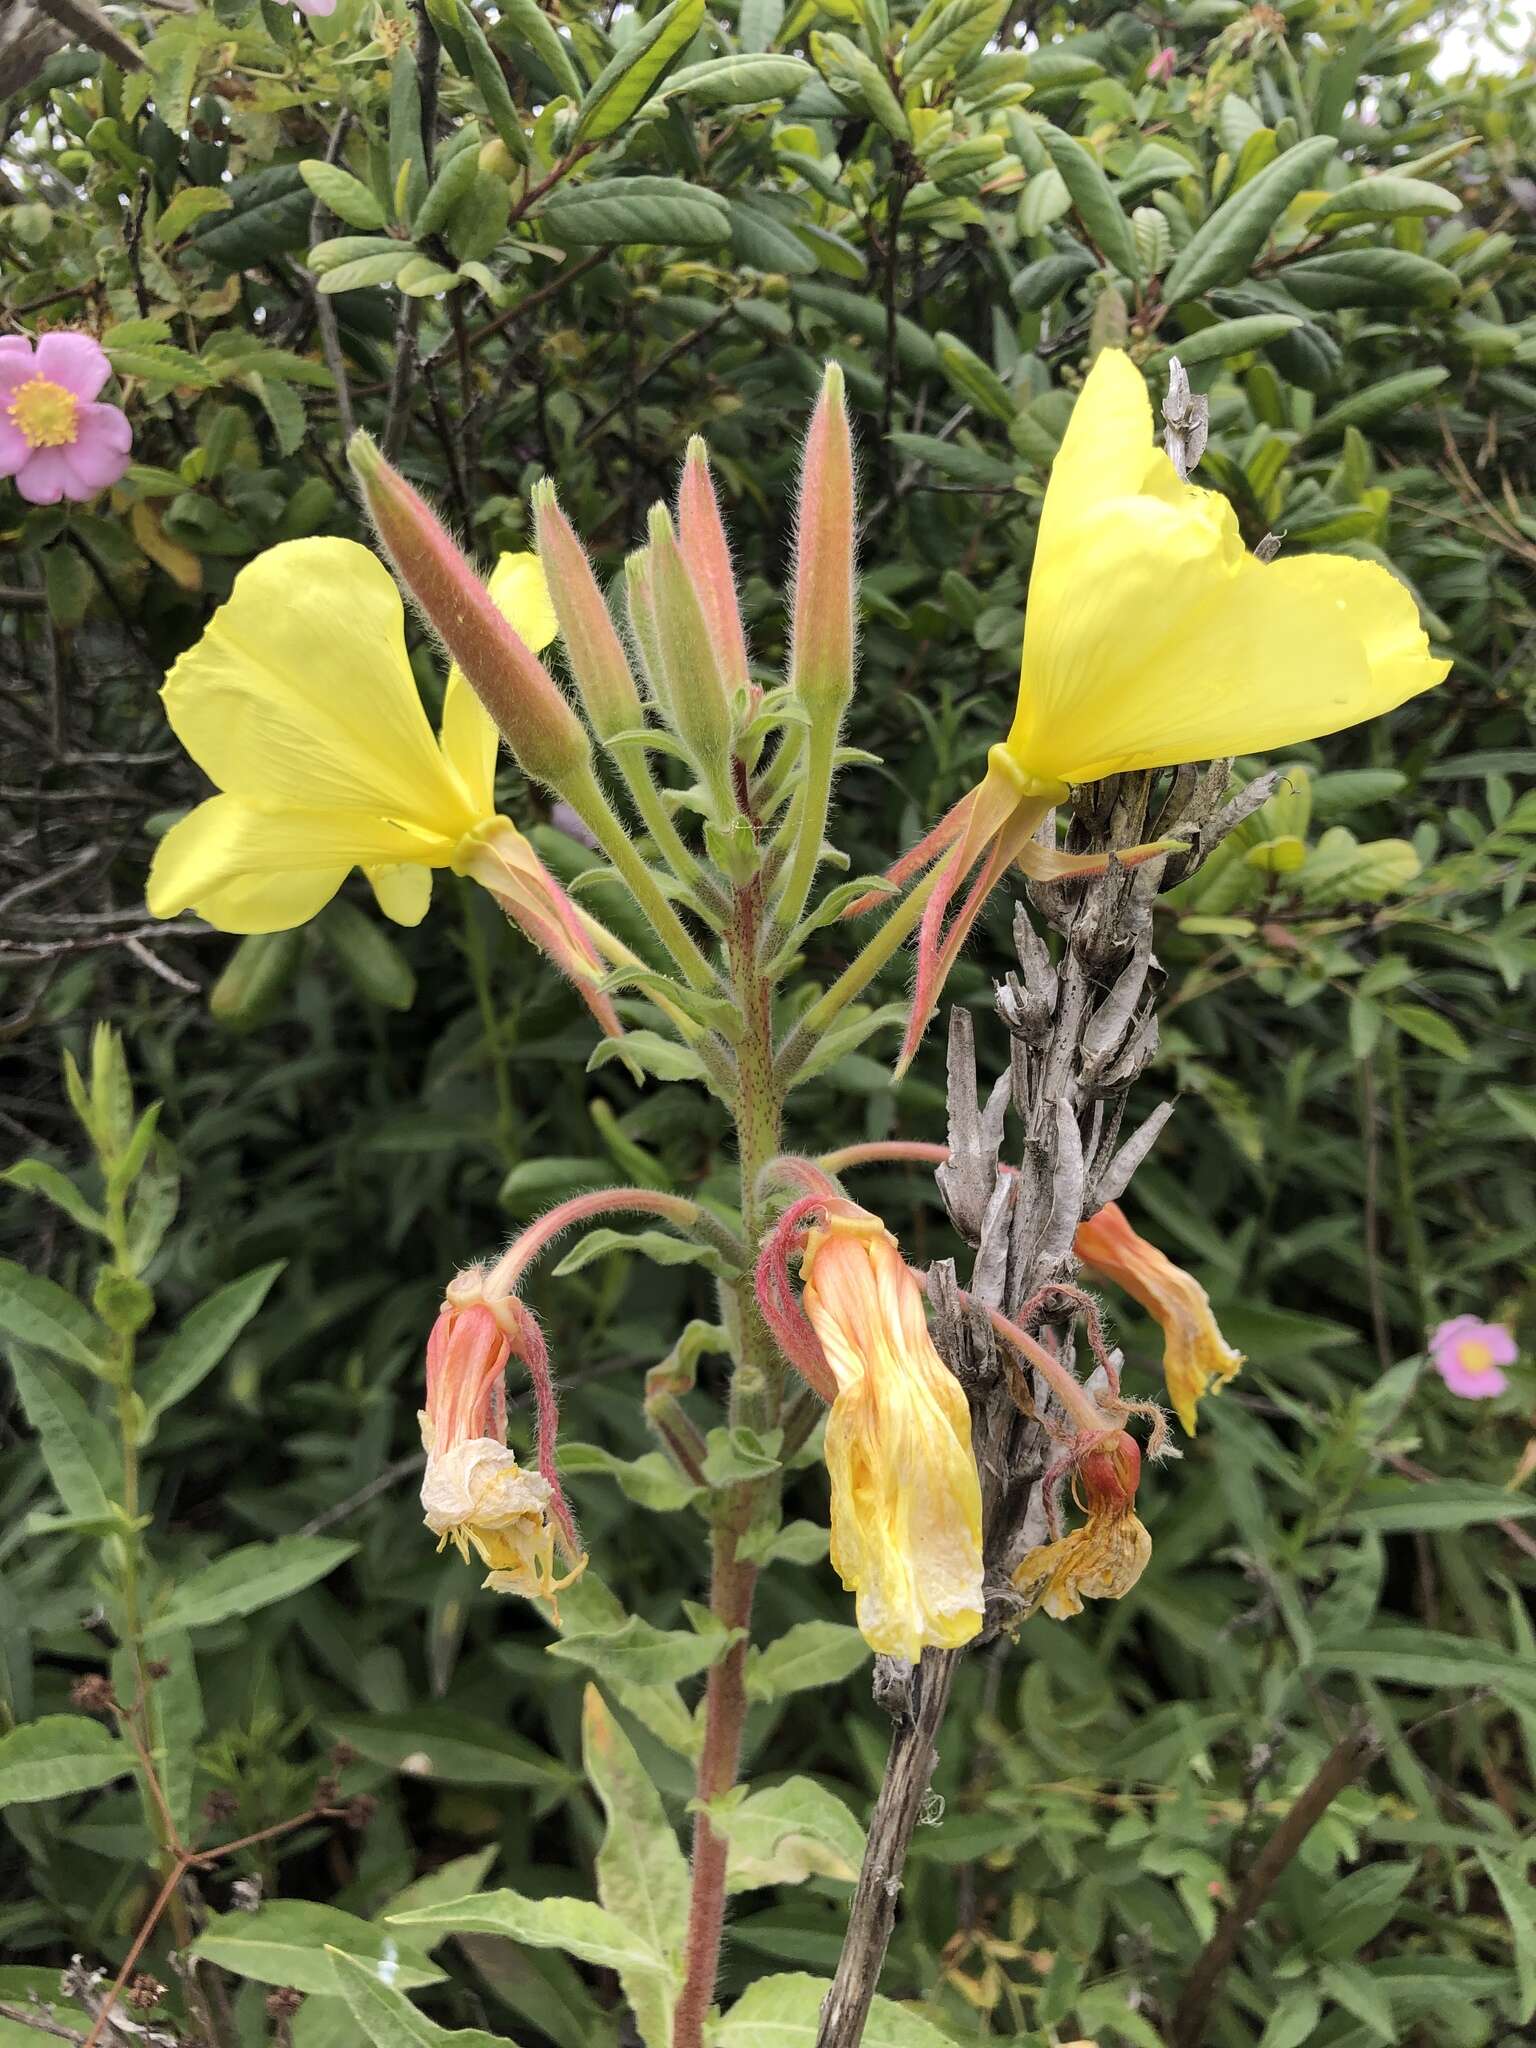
1428, 1316, 1517, 1399
0, 332, 133, 506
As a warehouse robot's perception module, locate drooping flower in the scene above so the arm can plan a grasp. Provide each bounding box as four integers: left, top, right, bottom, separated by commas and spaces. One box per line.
0, 332, 132, 506
145, 538, 624, 1031
1428, 1316, 1516, 1400
419, 1275, 584, 1606
758, 1197, 985, 1662
1075, 1201, 1243, 1433
860, 347, 1450, 1070
1012, 1431, 1151, 1621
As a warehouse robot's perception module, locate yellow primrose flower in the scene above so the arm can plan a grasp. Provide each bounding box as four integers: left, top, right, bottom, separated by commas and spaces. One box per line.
800, 1208, 984, 1662
1012, 1432, 1151, 1621
146, 537, 628, 1032
1075, 1202, 1244, 1434
146, 537, 555, 931
871, 347, 1450, 1072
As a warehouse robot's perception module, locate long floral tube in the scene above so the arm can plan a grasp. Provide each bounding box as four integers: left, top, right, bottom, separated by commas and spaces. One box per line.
482, 1188, 715, 1302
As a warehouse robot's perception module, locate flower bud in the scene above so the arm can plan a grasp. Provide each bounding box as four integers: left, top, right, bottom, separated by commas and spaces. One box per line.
349, 432, 590, 791
646, 502, 734, 804
789, 360, 855, 714
459, 819, 622, 1037
624, 546, 670, 714
677, 437, 750, 697
531, 480, 643, 742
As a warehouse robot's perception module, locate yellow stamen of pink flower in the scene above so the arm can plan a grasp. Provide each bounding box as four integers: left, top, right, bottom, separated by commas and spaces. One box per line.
10, 375, 79, 449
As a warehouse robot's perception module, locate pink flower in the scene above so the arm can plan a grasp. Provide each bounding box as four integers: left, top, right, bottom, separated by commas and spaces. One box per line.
1428, 1316, 1517, 1399
1147, 46, 1177, 83
294, 0, 336, 14
0, 333, 132, 506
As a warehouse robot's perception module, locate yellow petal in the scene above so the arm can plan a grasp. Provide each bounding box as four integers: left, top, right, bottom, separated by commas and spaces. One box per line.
1007, 350, 1448, 789
1012, 1508, 1152, 1621
146, 794, 448, 934
368, 862, 433, 926
161, 538, 476, 834
488, 551, 559, 652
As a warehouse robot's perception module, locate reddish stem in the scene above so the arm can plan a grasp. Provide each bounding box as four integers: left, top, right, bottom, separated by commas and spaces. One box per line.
817, 1139, 948, 1173
673, 1521, 758, 2048
484, 1187, 700, 1297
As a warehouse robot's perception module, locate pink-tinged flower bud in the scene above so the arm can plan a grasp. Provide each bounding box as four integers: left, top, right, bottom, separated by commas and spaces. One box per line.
1147, 44, 1177, 83
677, 436, 751, 698
646, 503, 734, 803
624, 547, 670, 714
419, 1276, 585, 1610
790, 360, 855, 713
459, 819, 622, 1037
1075, 1202, 1244, 1434
531, 480, 643, 742
1011, 1429, 1151, 1621
348, 433, 590, 792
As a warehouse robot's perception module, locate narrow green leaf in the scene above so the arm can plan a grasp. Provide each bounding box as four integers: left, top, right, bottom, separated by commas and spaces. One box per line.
0, 1261, 110, 1371
576, 0, 707, 142
326, 1710, 568, 1789
191, 1903, 444, 1995
713, 1972, 957, 2046
138, 1261, 284, 1425
1161, 135, 1337, 302
300, 159, 388, 230
144, 1536, 357, 1638
1038, 123, 1140, 280
8, 1350, 116, 1519
390, 1891, 668, 1977
549, 1615, 738, 1688
540, 177, 731, 249
0, 1716, 131, 1808
326, 1946, 504, 2048
582, 1687, 684, 2044
745, 1621, 869, 1702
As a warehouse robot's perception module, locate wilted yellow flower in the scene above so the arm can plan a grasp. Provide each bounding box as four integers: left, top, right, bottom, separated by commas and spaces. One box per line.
800, 1209, 984, 1662
1012, 1433, 1151, 1621
1075, 1202, 1244, 1433
418, 1291, 582, 1606
145, 538, 628, 1030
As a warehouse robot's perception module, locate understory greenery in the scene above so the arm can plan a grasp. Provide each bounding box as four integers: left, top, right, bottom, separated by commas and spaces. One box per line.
2, 2, 1535, 2047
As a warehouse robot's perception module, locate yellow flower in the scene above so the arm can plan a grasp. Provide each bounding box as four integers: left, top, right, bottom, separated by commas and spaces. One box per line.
1075, 1202, 1244, 1434
801, 1209, 984, 1662
146, 537, 556, 931
875, 347, 1449, 1072
1012, 1432, 1151, 1621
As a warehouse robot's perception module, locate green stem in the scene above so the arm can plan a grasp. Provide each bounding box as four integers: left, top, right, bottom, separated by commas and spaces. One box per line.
770, 706, 839, 945
461, 888, 517, 1162
610, 736, 715, 906
775, 863, 943, 1084
1384, 1034, 1430, 1330
560, 760, 719, 993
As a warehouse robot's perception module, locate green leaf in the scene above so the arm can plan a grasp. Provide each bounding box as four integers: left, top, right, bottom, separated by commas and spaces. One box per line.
933, 331, 1015, 422
8, 1350, 116, 1519
1304, 367, 1450, 438
300, 159, 389, 230
1476, 1853, 1536, 2022
701, 1425, 782, 1486
137, 1261, 284, 1425
558, 1442, 703, 1512
1, 1162, 105, 1238
484, 0, 585, 102
390, 1892, 668, 1977
551, 1228, 723, 1280
583, 1686, 685, 2043
663, 55, 813, 106
191, 1903, 444, 1995
1343, 1482, 1535, 1532
154, 185, 232, 244
902, 0, 1006, 88
575, 0, 707, 143
1282, 248, 1461, 310
1155, 314, 1300, 367
541, 177, 731, 249
1038, 123, 1140, 280
1161, 135, 1337, 302
0, 1716, 132, 1807
0, 1260, 109, 1372
588, 1030, 708, 1084
326, 1710, 569, 1789
325, 1946, 505, 2048
731, 196, 819, 277
550, 1615, 739, 1688
713, 1972, 957, 2046
144, 1536, 357, 1637
1311, 176, 1461, 222
318, 251, 415, 294
811, 32, 912, 143
1382, 1002, 1471, 1063
1314, 1629, 1536, 1700
745, 1622, 869, 1703
714, 1776, 865, 1890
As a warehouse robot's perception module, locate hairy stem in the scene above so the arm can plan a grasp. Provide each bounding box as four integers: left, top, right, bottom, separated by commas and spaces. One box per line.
775, 864, 944, 1083
560, 760, 718, 993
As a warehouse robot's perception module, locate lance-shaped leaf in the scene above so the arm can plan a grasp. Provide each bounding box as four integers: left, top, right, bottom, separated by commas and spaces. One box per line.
389, 1892, 668, 1978
583, 1687, 687, 2045
1161, 135, 1337, 302
326, 1945, 505, 2048
575, 0, 706, 142
0, 1716, 132, 1807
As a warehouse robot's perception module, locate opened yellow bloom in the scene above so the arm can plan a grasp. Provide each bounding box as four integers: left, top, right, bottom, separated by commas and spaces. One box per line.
873, 347, 1449, 1072
147, 537, 556, 931
1075, 1202, 1244, 1434
801, 1210, 984, 1662
1012, 1432, 1150, 1621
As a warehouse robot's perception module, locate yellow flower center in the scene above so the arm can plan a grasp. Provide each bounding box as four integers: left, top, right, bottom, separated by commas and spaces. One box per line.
1456, 1340, 1494, 1375
9, 374, 79, 450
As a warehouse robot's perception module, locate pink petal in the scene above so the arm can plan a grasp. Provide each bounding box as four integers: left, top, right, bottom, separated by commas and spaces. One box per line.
61, 402, 133, 491
1429, 1315, 1479, 1348
13, 448, 72, 505
0, 344, 35, 397
0, 336, 31, 360
296, 0, 337, 14
33, 331, 110, 401
1485, 1325, 1519, 1366
0, 416, 30, 478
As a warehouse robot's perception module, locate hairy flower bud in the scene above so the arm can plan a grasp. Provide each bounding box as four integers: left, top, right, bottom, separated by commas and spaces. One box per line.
646, 503, 734, 806
789, 360, 855, 714
349, 433, 590, 791
678, 437, 751, 698
531, 480, 643, 742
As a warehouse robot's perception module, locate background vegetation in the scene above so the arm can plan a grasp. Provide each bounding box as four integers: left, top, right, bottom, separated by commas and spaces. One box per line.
2, 0, 1534, 2043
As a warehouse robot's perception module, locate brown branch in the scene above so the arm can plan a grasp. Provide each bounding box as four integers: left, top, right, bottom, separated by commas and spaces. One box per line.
1170, 1715, 1384, 2047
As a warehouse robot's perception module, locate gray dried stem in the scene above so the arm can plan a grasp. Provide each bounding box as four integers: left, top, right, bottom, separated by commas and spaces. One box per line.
815, 760, 1262, 2048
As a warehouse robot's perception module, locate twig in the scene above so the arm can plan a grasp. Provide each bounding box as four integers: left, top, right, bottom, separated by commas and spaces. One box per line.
0, 2001, 89, 2045
1170, 1716, 1384, 2046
